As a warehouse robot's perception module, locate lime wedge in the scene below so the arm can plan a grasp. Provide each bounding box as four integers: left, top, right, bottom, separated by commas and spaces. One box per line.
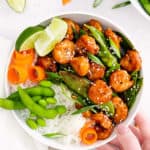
15, 26, 44, 51
7, 0, 26, 13
35, 18, 68, 56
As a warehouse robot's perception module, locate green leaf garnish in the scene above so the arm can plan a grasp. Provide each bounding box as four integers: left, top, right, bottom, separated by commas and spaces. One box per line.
112, 1, 131, 9
93, 0, 103, 8
43, 132, 65, 138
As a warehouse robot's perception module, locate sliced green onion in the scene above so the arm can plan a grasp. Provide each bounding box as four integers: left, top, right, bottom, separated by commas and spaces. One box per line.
112, 1, 131, 9
93, 0, 103, 8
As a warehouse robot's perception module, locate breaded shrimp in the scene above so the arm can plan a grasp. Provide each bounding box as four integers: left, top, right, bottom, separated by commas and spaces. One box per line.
63, 18, 80, 40
105, 28, 122, 48
120, 50, 142, 72
52, 39, 75, 64
70, 56, 90, 76
112, 96, 128, 124
109, 70, 134, 92
76, 35, 99, 55
88, 80, 112, 104
87, 62, 105, 81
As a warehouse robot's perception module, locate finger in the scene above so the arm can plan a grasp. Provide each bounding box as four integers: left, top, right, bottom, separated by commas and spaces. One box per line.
129, 125, 143, 144
135, 112, 150, 140
110, 138, 120, 146
96, 144, 116, 150
142, 139, 150, 150
116, 124, 141, 150
110, 138, 124, 150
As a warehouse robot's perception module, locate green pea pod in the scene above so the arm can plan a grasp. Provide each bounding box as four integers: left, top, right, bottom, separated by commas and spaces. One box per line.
8, 86, 55, 100
18, 87, 58, 119
139, 0, 150, 15
123, 72, 143, 109
26, 118, 38, 129
84, 24, 119, 68
0, 98, 25, 110
46, 72, 62, 83
100, 101, 115, 117
115, 31, 134, 53
87, 52, 104, 66
39, 80, 52, 88
59, 71, 90, 98
109, 38, 121, 58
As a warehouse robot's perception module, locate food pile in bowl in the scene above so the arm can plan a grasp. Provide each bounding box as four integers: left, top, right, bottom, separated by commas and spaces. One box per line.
0, 17, 143, 146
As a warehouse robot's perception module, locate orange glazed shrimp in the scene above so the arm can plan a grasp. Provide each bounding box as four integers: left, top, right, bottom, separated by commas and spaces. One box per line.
63, 18, 80, 40
87, 62, 105, 81
112, 97, 128, 124
105, 28, 122, 48
91, 112, 112, 129
92, 112, 113, 140
52, 39, 75, 64
109, 70, 134, 92
88, 19, 103, 32
76, 35, 99, 55
70, 56, 90, 76
120, 50, 142, 72
88, 80, 112, 104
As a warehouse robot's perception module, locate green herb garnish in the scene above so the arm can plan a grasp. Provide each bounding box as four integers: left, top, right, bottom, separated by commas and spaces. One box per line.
112, 1, 131, 9
93, 0, 103, 8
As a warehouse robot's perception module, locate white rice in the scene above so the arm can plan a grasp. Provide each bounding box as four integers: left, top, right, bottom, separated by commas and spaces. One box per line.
9, 83, 86, 145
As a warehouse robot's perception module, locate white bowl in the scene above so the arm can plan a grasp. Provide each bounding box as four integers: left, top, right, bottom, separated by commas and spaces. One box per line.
5, 12, 143, 150
131, 0, 150, 21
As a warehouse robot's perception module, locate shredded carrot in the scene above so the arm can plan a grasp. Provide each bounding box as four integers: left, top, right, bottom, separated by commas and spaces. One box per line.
80, 120, 95, 136
8, 65, 28, 84
80, 127, 98, 145
11, 49, 35, 66
62, 0, 71, 5
28, 66, 45, 83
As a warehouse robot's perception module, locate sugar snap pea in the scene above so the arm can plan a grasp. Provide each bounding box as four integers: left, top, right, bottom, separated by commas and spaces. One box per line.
84, 24, 119, 68
0, 98, 25, 110
18, 87, 58, 119
59, 71, 90, 98
8, 86, 55, 100
32, 96, 42, 102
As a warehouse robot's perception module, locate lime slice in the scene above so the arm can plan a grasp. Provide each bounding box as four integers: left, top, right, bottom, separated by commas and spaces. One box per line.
7, 0, 26, 13
35, 18, 68, 56
15, 26, 44, 51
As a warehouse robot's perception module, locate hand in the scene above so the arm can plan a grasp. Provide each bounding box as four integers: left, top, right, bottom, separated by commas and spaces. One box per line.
97, 112, 150, 150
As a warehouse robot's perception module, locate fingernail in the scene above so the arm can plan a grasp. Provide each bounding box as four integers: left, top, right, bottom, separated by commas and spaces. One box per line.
117, 124, 129, 134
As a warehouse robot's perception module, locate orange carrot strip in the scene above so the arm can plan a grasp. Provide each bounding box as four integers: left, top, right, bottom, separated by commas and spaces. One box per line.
28, 66, 45, 83
62, 0, 71, 5
11, 49, 35, 66
8, 65, 28, 84
80, 127, 98, 145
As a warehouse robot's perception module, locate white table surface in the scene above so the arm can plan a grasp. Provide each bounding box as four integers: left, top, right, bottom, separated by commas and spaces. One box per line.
0, 0, 150, 150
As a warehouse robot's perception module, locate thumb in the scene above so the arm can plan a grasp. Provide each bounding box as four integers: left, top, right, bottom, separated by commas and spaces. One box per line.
116, 124, 141, 150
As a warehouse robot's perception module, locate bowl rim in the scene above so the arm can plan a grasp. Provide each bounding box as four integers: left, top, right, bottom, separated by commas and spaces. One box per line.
4, 11, 143, 150
131, 0, 150, 21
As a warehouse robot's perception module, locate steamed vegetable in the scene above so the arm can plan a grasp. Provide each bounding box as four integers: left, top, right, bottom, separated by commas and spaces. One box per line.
123, 71, 143, 109
0, 98, 25, 110
84, 24, 119, 68
139, 0, 150, 15
59, 71, 90, 98
9, 86, 55, 100
18, 86, 58, 119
